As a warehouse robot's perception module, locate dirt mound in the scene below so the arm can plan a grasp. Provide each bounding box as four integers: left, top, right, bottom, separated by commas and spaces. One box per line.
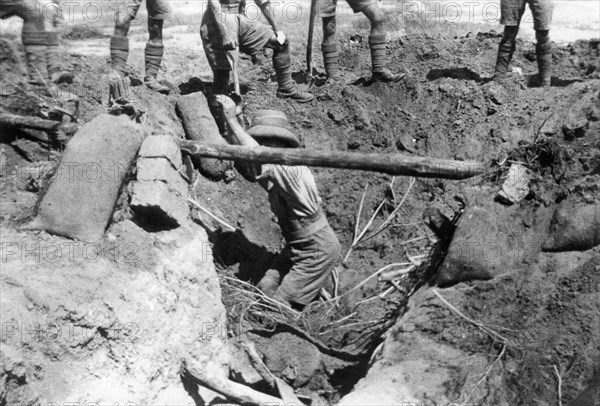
0, 221, 228, 405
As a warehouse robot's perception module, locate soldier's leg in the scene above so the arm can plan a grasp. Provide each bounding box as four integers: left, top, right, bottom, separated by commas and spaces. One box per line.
531, 0, 553, 86
46, 1, 74, 84
110, 0, 141, 75
321, 0, 341, 80
492, 26, 519, 81
200, 13, 231, 95
259, 36, 312, 103
19, 1, 50, 84
143, 0, 170, 93
360, 3, 404, 82
238, 16, 313, 103
493, 0, 524, 81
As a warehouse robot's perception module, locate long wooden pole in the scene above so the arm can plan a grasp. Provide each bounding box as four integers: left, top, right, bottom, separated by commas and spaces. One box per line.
179, 141, 484, 180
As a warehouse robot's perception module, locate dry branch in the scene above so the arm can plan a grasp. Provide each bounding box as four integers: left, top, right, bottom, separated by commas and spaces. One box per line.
462, 344, 506, 404
179, 141, 484, 179
182, 358, 284, 406
188, 198, 237, 232
432, 289, 508, 344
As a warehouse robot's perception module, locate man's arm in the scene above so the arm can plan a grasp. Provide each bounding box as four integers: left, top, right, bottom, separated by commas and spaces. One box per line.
214, 95, 260, 148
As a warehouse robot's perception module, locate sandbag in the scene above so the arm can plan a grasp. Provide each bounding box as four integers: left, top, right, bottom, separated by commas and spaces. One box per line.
543, 201, 600, 252
28, 114, 145, 242
436, 187, 553, 286
176, 92, 233, 181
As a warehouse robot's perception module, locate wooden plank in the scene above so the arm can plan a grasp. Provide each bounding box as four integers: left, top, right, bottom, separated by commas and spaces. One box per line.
179, 141, 484, 180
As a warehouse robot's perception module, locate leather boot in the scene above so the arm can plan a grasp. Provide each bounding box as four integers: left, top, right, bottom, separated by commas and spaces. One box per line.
144, 43, 170, 94
110, 36, 129, 76
46, 32, 74, 84
273, 43, 314, 103
369, 34, 404, 82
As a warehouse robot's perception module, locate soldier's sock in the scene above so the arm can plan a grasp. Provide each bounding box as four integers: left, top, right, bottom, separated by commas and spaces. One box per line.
368, 33, 387, 73
110, 36, 129, 75
273, 44, 295, 92
535, 30, 552, 87
144, 42, 163, 79
22, 30, 49, 84
493, 27, 518, 78
368, 34, 404, 82
144, 43, 169, 94
321, 43, 340, 78
47, 32, 74, 84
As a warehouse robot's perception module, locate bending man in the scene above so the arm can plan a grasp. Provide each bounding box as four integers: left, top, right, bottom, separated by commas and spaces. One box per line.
215, 95, 340, 308
320, 0, 403, 82
201, 0, 314, 103
109, 0, 170, 94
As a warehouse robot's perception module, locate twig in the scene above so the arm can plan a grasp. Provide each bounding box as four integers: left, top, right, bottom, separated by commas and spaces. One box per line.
188, 198, 236, 232
342, 262, 411, 298
241, 341, 277, 390
432, 289, 508, 344
462, 344, 506, 404
223, 276, 299, 316
553, 365, 562, 406
389, 279, 404, 294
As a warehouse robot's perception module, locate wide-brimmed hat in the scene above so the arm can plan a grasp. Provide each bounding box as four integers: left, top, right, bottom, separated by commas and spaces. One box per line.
248, 109, 300, 148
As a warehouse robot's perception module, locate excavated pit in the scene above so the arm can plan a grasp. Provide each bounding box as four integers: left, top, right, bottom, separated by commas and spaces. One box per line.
1, 20, 599, 406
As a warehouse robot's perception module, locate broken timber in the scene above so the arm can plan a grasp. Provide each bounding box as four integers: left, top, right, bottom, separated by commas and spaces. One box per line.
179, 141, 484, 180
0, 112, 79, 136
182, 358, 284, 406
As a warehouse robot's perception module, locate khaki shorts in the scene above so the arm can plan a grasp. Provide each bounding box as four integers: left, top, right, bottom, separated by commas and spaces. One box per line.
500, 0, 553, 30
321, 0, 378, 18
117, 0, 171, 20
201, 11, 274, 71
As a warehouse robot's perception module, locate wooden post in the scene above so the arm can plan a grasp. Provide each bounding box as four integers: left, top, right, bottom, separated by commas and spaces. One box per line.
306, 0, 319, 74
179, 141, 484, 180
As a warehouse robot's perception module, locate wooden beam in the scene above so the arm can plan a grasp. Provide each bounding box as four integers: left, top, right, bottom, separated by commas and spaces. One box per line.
179, 141, 484, 180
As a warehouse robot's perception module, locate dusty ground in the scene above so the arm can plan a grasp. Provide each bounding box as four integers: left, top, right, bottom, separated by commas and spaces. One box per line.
1, 3, 599, 405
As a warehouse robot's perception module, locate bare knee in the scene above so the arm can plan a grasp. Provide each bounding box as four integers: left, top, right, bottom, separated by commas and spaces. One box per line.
322, 16, 337, 44
367, 7, 386, 30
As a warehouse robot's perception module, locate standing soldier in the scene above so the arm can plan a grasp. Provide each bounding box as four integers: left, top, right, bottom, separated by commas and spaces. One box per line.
201, 0, 314, 103
492, 0, 553, 86
109, 0, 170, 94
215, 95, 341, 308
1, 0, 73, 87
320, 0, 404, 82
